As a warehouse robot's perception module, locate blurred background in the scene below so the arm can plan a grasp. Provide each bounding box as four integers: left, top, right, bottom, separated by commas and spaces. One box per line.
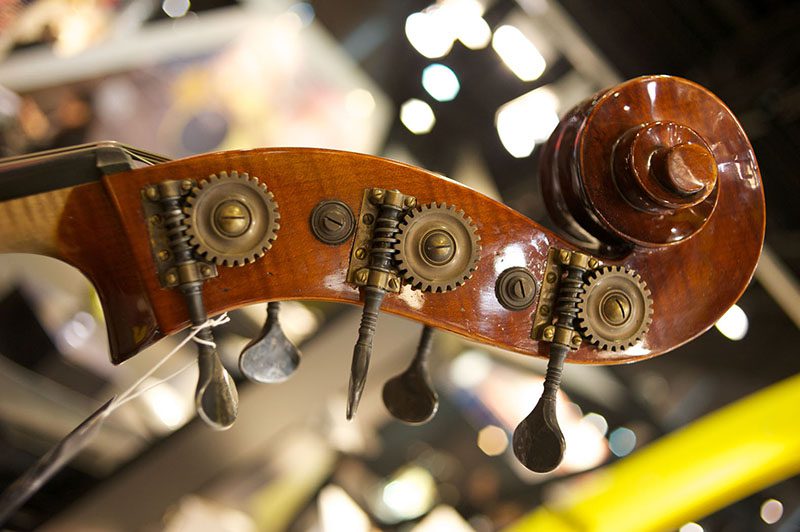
0, 0, 798, 531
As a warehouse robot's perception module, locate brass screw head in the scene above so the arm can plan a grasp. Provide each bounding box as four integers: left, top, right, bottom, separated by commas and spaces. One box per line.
200, 265, 213, 277
165, 272, 179, 285
421, 230, 456, 265
157, 249, 170, 261
145, 186, 159, 201
355, 269, 368, 284
355, 247, 367, 260
600, 292, 632, 326
588, 258, 599, 269
149, 214, 162, 225
546, 272, 557, 283
571, 333, 582, 347
543, 326, 555, 340
540, 304, 550, 316
362, 213, 374, 225
213, 200, 251, 237
181, 179, 193, 191
559, 250, 571, 264
404, 196, 417, 208
371, 188, 385, 203
388, 277, 400, 290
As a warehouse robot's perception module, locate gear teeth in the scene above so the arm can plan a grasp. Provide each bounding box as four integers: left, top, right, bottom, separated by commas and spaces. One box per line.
577, 264, 653, 351
394, 201, 480, 292
184, 170, 280, 266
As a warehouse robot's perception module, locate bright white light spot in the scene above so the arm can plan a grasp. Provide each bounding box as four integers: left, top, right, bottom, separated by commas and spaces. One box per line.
345, 89, 376, 119
422, 64, 461, 102
319, 485, 370, 532
715, 304, 748, 341
458, 14, 491, 49
492, 25, 546, 81
400, 99, 436, 134
608, 427, 636, 457
647, 80, 658, 103
62, 311, 97, 349
477, 425, 508, 456
412, 505, 473, 532
142, 380, 189, 429
449, 349, 491, 388
583, 412, 609, 437
382, 467, 436, 520
562, 414, 609, 471
679, 523, 703, 532
280, 301, 320, 340
162, 0, 190, 18
495, 86, 559, 158
405, 11, 455, 59
760, 499, 784, 524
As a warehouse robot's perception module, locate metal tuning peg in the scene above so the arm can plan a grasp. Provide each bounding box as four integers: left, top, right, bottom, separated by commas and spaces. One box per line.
150, 179, 238, 430
239, 302, 301, 383
347, 189, 413, 420
195, 325, 239, 430
513, 249, 590, 472
382, 325, 438, 424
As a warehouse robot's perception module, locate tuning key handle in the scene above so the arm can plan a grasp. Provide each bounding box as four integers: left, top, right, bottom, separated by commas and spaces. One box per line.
239, 302, 302, 384
382, 325, 439, 424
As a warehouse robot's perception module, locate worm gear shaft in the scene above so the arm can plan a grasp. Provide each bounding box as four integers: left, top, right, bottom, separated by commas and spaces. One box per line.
185, 171, 279, 266
577, 265, 653, 351
394, 202, 480, 292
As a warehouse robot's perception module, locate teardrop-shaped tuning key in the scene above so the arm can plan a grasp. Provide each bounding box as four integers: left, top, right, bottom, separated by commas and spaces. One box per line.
239, 302, 301, 384
512, 344, 568, 473
195, 331, 239, 430
347, 286, 385, 420
382, 325, 439, 424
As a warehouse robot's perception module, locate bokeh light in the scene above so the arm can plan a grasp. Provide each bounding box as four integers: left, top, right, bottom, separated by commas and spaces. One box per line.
422, 64, 460, 102
400, 99, 436, 134
608, 427, 637, 457
715, 304, 748, 341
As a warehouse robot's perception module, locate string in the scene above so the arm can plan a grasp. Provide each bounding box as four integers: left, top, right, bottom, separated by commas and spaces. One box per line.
107, 313, 230, 415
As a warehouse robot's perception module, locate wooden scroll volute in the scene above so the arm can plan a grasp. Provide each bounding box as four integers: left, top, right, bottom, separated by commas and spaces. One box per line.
540, 75, 762, 252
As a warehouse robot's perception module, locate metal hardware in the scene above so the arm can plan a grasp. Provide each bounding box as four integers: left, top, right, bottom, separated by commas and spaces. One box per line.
382, 325, 438, 424
496, 267, 537, 310
142, 183, 218, 288
145, 179, 238, 430
311, 200, 355, 245
346, 188, 415, 419
577, 265, 653, 350
184, 171, 280, 266
394, 202, 481, 292
239, 302, 301, 383
514, 247, 595, 473
346, 188, 409, 293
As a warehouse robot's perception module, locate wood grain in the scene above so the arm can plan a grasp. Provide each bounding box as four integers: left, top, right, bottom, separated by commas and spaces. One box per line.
0, 76, 764, 368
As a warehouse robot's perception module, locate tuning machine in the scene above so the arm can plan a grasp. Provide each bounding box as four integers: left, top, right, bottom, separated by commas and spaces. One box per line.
513, 249, 591, 472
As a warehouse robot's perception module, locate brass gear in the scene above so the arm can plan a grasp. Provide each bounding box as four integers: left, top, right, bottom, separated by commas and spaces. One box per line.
577, 265, 653, 351
185, 170, 279, 266
394, 202, 480, 292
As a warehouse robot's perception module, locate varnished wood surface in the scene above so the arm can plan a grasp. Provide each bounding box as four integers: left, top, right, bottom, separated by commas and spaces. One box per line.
0, 188, 71, 256
99, 142, 761, 366
0, 76, 765, 367
0, 182, 160, 360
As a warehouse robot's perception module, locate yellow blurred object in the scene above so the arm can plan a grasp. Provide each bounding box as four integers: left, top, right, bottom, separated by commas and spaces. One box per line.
506, 373, 800, 532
